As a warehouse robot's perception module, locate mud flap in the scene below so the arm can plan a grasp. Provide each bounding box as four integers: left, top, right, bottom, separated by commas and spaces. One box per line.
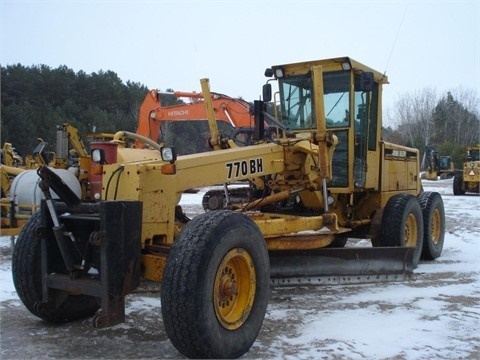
269, 247, 414, 285
94, 201, 142, 327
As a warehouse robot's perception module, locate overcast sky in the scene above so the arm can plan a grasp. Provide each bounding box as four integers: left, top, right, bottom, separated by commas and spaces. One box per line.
1, 0, 479, 114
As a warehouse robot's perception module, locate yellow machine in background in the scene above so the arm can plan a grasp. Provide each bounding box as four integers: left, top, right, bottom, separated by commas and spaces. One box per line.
31, 123, 92, 195
453, 144, 480, 195
1, 124, 93, 236
1, 142, 27, 198
12, 57, 446, 359
1, 142, 24, 196
1, 142, 24, 168
421, 145, 455, 180
1, 143, 27, 235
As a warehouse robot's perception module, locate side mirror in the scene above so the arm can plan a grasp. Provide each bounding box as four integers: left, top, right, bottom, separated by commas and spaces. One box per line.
355, 72, 374, 92
263, 84, 272, 102
32, 141, 49, 165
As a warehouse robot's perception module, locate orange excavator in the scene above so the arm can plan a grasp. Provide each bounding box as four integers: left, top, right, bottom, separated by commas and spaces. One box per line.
134, 89, 258, 153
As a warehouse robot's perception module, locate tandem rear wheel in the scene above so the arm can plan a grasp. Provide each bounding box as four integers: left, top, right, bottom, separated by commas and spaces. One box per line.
379, 194, 424, 267
161, 210, 270, 359
418, 191, 445, 260
378, 192, 445, 268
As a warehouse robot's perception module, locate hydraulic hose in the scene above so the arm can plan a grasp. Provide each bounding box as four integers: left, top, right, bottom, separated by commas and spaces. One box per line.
112, 131, 162, 151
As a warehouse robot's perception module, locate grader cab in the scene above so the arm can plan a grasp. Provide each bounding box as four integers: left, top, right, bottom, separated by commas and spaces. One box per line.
12, 57, 445, 359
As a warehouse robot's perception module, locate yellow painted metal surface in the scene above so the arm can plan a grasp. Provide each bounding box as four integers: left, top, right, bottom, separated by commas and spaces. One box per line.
380, 142, 421, 204
213, 248, 256, 330
141, 253, 167, 282
248, 212, 348, 250
97, 57, 424, 265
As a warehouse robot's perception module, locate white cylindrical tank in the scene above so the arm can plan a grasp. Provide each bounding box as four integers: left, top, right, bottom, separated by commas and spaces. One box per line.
10, 168, 82, 215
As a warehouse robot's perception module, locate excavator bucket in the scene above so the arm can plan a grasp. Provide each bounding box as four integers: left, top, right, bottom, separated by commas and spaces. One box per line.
269, 247, 414, 286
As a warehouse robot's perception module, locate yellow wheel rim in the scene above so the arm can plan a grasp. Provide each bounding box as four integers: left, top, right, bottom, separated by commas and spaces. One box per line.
404, 213, 418, 247
430, 208, 441, 245
214, 248, 256, 330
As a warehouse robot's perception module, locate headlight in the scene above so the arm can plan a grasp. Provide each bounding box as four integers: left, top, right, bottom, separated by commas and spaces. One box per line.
161, 147, 177, 163
91, 149, 105, 163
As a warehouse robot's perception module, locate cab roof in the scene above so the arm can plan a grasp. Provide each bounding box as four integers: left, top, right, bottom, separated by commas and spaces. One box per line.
271, 56, 389, 84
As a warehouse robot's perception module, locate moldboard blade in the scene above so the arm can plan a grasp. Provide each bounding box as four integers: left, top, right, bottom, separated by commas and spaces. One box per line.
269, 247, 414, 286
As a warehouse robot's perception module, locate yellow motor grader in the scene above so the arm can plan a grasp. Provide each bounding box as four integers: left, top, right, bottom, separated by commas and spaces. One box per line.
12, 57, 445, 359
453, 144, 480, 195
421, 145, 455, 180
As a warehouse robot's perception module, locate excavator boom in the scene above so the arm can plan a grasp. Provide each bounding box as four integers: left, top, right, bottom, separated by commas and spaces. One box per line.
134, 87, 254, 150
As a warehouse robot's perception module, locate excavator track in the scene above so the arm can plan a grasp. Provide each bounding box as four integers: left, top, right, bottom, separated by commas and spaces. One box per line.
269, 246, 414, 286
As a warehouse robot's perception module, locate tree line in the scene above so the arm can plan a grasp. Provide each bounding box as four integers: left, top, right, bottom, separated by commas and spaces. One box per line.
0, 64, 183, 158
383, 87, 479, 168
1, 64, 479, 169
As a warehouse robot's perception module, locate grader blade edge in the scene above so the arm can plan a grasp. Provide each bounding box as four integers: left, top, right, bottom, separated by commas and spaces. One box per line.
269, 247, 414, 286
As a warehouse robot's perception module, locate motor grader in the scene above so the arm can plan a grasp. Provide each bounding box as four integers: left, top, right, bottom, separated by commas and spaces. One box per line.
453, 144, 480, 195
421, 145, 455, 180
12, 57, 446, 359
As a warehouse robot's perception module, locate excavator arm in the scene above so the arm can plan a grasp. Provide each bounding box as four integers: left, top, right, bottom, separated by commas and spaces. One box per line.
61, 123, 89, 158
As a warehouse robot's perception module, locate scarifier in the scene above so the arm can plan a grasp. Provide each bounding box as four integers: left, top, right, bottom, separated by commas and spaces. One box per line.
12, 57, 446, 359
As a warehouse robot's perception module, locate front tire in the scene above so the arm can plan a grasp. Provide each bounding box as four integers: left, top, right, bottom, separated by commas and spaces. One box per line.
380, 194, 424, 268
161, 210, 270, 359
12, 212, 100, 323
418, 192, 445, 260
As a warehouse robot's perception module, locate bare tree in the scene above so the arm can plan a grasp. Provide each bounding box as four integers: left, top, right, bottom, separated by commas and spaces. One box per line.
387, 88, 438, 151
449, 87, 480, 145
385, 87, 479, 168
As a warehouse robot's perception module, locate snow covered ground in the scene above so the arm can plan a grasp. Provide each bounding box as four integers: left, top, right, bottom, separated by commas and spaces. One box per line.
1, 178, 479, 359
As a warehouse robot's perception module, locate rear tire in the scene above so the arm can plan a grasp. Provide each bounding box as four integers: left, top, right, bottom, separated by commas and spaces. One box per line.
12, 212, 100, 323
161, 210, 270, 359
453, 174, 465, 195
418, 192, 445, 260
380, 194, 424, 268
